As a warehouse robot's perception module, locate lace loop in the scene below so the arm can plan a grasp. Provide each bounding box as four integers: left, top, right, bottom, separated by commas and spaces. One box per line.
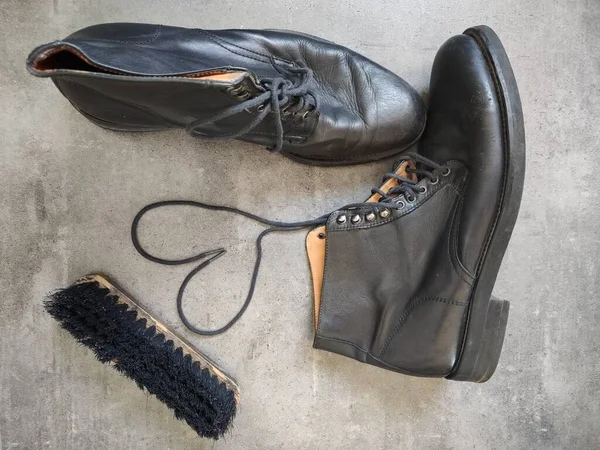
131, 200, 327, 336
186, 59, 316, 153
130, 153, 445, 336
372, 153, 443, 204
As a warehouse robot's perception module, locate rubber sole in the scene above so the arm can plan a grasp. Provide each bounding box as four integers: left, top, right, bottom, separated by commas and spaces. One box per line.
446, 26, 526, 383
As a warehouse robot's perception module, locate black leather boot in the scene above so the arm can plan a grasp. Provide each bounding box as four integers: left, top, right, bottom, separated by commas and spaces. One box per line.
307, 26, 525, 382
26, 23, 425, 165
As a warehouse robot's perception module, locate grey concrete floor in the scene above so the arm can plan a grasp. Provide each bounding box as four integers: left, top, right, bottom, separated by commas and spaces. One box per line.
1, 0, 599, 449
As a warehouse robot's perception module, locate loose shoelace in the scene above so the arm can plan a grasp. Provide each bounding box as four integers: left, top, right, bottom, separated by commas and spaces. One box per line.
132, 201, 328, 335
186, 59, 316, 153
131, 153, 446, 336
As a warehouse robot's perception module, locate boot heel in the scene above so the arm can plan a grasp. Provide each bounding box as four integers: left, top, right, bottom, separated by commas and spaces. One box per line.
447, 296, 510, 383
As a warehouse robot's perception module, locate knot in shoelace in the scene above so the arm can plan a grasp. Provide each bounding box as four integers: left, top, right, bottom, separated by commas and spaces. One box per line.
130, 153, 447, 337
186, 59, 316, 153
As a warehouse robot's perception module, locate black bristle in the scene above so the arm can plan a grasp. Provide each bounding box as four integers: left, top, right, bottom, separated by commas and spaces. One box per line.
45, 281, 236, 439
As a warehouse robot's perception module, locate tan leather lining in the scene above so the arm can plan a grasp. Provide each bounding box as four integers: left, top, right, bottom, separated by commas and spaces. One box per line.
32, 47, 246, 82
184, 71, 246, 81
306, 161, 417, 329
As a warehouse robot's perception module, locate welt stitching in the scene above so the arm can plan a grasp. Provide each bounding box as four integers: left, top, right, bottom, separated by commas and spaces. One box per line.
201, 30, 293, 65
109, 24, 162, 45
380, 296, 467, 357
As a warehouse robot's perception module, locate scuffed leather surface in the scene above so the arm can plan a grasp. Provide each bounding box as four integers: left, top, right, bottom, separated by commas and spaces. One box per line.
27, 23, 426, 163
315, 162, 473, 377
419, 34, 505, 274
314, 32, 510, 376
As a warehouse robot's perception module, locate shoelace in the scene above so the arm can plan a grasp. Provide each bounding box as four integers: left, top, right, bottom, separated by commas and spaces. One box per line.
131, 153, 447, 336
371, 153, 445, 203
186, 59, 316, 153
131, 201, 328, 335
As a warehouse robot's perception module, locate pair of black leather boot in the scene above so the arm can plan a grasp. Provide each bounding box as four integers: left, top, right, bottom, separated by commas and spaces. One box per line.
28, 24, 525, 382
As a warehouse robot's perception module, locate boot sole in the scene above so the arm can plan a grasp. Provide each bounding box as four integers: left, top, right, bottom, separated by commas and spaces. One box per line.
446, 26, 526, 382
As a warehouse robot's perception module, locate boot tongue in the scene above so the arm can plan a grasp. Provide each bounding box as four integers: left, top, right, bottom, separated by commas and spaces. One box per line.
366, 160, 417, 202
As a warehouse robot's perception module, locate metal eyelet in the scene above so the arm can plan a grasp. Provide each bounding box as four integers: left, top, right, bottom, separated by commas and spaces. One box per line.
430, 177, 439, 185
351, 214, 362, 224
397, 201, 405, 209
237, 92, 250, 99
442, 167, 451, 177
365, 212, 376, 222
317, 232, 325, 239
257, 104, 266, 112
406, 195, 416, 203
379, 209, 390, 218
302, 110, 311, 120
418, 186, 427, 194
336, 215, 347, 224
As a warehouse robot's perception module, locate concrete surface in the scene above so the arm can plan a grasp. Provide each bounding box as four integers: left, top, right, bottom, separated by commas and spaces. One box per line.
1, 0, 599, 449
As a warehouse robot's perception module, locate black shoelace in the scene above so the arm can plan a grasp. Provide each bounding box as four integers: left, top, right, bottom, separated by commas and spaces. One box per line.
186, 59, 316, 153
131, 201, 328, 335
131, 153, 446, 336
371, 153, 444, 202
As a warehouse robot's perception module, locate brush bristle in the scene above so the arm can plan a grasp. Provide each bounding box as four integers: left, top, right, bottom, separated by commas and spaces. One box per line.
45, 281, 236, 439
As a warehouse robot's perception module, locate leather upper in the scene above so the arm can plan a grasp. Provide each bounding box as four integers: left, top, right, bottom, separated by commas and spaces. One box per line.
26, 23, 426, 164
419, 34, 505, 274
313, 31, 508, 376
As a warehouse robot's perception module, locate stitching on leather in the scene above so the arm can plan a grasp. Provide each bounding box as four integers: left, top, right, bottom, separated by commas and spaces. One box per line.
315, 335, 444, 377
379, 296, 467, 357
200, 30, 294, 65
447, 197, 474, 285
108, 24, 162, 45
196, 30, 271, 64
452, 196, 476, 278
439, 161, 476, 280
316, 219, 334, 335
326, 178, 450, 233
196, 29, 293, 66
